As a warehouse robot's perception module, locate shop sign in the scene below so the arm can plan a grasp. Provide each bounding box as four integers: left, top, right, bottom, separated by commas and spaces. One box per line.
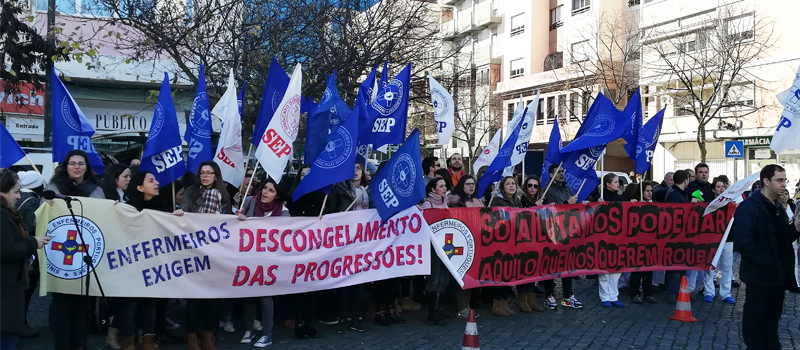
753, 149, 772, 159
741, 136, 772, 148
5, 117, 44, 135
0, 81, 45, 116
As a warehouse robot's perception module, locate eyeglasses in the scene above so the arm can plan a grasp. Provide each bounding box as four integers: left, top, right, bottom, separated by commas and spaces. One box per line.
199, 171, 216, 176
527, 183, 539, 189
464, 182, 476, 186
770, 178, 787, 184
68, 162, 86, 167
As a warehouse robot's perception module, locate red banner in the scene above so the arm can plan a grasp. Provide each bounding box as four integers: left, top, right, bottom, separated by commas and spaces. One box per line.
424, 202, 735, 289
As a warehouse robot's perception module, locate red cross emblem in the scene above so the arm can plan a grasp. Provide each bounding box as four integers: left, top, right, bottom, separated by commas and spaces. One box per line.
50, 230, 89, 265
444, 233, 463, 256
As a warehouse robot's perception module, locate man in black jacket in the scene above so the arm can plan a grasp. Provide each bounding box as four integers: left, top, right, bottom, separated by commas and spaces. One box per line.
663, 170, 700, 302
734, 164, 799, 349
687, 163, 714, 202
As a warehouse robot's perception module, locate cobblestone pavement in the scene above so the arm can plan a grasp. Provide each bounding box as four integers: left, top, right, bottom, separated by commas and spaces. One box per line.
20, 273, 800, 350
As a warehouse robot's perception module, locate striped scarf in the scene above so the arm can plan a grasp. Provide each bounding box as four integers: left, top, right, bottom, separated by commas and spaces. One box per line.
199, 188, 222, 214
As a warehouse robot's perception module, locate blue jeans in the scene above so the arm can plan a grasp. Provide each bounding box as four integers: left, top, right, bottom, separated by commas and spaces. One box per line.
0, 333, 18, 350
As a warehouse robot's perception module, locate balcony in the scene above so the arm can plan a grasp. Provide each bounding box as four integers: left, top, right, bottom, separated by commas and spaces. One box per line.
440, 19, 455, 40
442, 0, 461, 5
456, 12, 475, 34
475, 3, 501, 29
474, 45, 500, 67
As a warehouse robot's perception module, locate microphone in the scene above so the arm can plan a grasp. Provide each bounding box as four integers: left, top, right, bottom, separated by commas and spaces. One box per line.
43, 190, 77, 202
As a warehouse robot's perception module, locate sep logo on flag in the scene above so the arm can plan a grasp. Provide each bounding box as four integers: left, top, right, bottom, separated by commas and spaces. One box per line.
315, 126, 353, 169
391, 154, 416, 197
430, 218, 475, 278
45, 215, 105, 280
280, 95, 302, 138
372, 80, 404, 116
189, 92, 211, 138
149, 103, 166, 138
271, 89, 286, 111
585, 114, 615, 138
60, 97, 83, 132
431, 88, 448, 119
321, 87, 333, 104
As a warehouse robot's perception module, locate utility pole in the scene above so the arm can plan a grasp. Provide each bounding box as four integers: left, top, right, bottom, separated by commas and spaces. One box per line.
43, 0, 56, 148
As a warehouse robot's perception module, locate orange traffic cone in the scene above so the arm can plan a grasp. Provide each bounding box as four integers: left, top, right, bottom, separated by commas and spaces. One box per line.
462, 309, 480, 350
668, 276, 699, 322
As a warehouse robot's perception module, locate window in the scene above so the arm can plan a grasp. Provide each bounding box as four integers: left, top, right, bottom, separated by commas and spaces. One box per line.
571, 40, 590, 63
570, 93, 580, 122
550, 6, 562, 30
723, 83, 756, 111
507, 103, 515, 121
572, 0, 590, 15
727, 14, 754, 42
536, 101, 545, 125
452, 133, 458, 148
544, 51, 563, 71
558, 95, 567, 123
510, 14, 525, 37
582, 92, 593, 116
41, 0, 114, 16
547, 96, 555, 125
628, 0, 640, 6
477, 69, 489, 86
509, 58, 524, 78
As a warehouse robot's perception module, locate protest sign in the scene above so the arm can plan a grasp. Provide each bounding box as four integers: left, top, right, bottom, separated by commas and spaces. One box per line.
36, 198, 431, 298
425, 202, 735, 288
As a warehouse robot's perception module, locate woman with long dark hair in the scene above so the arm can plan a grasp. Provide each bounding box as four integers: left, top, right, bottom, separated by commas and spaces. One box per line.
103, 164, 131, 203
514, 177, 545, 313
1, 169, 51, 350
15, 171, 46, 339
520, 175, 543, 208
488, 176, 519, 317
235, 177, 286, 347
446, 175, 483, 319
175, 161, 229, 350
626, 182, 658, 305
326, 163, 373, 333
418, 177, 452, 325
43, 150, 105, 350
598, 173, 629, 308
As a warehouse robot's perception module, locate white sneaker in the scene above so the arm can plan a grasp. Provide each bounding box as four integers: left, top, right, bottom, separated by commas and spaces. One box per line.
253, 320, 263, 332
223, 321, 235, 333
253, 335, 272, 348
165, 318, 180, 330
241, 330, 256, 344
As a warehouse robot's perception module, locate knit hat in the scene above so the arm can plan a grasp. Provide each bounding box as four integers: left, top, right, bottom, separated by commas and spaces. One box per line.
18, 171, 44, 190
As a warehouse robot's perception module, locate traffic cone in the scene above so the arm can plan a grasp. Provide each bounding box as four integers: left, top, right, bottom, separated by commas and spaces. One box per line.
668, 276, 699, 322
462, 309, 480, 350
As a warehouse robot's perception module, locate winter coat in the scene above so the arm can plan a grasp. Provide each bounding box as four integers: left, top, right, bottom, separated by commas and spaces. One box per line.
543, 180, 574, 205
1, 207, 38, 334
489, 190, 521, 208
420, 193, 450, 209
664, 185, 689, 204
687, 180, 714, 203
520, 195, 542, 208
288, 192, 326, 217
447, 194, 484, 208
733, 190, 800, 289
326, 181, 373, 213
241, 196, 290, 217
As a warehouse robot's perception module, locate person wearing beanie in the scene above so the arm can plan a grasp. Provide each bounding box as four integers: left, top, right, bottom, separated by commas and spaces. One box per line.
14, 171, 45, 339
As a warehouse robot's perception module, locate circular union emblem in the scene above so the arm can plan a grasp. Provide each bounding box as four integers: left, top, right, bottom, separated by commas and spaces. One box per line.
272, 89, 286, 111
430, 218, 475, 279
588, 145, 604, 158
280, 95, 302, 138
371, 80, 404, 116
314, 126, 353, 169
391, 154, 416, 197
321, 87, 333, 105
189, 92, 211, 138
44, 215, 105, 280
585, 114, 615, 137
60, 97, 82, 132
431, 88, 448, 120
149, 103, 166, 138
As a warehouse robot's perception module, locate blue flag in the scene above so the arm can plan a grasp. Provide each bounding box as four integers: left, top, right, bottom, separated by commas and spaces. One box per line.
305, 72, 352, 163
561, 145, 604, 202
370, 128, 425, 221
622, 88, 642, 161
184, 64, 213, 174
50, 69, 105, 173
540, 121, 564, 186
252, 57, 289, 146
360, 63, 411, 148
140, 73, 186, 186
634, 108, 665, 174
0, 122, 26, 168
477, 115, 524, 199
358, 63, 378, 103
560, 92, 628, 153
293, 94, 362, 202
238, 80, 246, 120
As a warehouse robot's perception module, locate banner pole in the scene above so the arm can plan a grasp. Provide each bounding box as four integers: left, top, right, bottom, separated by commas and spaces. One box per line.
24, 155, 41, 174
540, 162, 563, 200
344, 186, 370, 212
319, 194, 329, 218
239, 161, 260, 212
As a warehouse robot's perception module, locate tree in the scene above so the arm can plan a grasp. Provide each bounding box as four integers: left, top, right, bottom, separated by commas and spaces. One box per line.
643, 4, 776, 162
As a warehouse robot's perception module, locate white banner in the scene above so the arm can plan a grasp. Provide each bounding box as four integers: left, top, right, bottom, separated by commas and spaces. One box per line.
703, 172, 759, 216
213, 69, 246, 185
36, 198, 431, 298
429, 73, 455, 145
472, 129, 501, 175
255, 63, 302, 183
771, 65, 800, 154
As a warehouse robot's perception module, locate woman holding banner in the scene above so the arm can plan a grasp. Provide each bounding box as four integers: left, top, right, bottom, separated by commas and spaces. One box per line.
327, 163, 371, 333
447, 176, 484, 319
1, 169, 51, 350
44, 150, 105, 350
175, 161, 230, 350
101, 164, 131, 350
626, 182, 658, 305
420, 177, 453, 325
236, 177, 287, 347
487, 176, 520, 317
597, 173, 629, 308
515, 176, 545, 313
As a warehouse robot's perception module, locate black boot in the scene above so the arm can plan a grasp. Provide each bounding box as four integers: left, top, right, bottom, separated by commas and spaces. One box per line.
426, 292, 447, 326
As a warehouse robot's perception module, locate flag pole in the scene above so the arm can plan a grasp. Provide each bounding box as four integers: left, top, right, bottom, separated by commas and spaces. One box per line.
172, 184, 176, 210
640, 170, 647, 200
576, 178, 588, 195
318, 194, 328, 218
24, 155, 41, 174
344, 186, 370, 212
239, 144, 254, 192
239, 161, 260, 212
487, 182, 498, 206
540, 162, 563, 200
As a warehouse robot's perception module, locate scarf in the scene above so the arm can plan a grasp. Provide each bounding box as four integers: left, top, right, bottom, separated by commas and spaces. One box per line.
425, 192, 449, 208
54, 177, 98, 197
348, 182, 369, 211
253, 194, 284, 217
197, 188, 222, 214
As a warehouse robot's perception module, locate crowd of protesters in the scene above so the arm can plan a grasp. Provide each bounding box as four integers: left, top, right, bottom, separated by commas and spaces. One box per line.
1, 151, 799, 350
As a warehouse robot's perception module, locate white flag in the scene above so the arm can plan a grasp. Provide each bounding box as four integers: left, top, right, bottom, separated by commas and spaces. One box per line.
429, 73, 455, 145
508, 91, 540, 168
472, 129, 502, 174
255, 63, 302, 183
770, 65, 800, 154
703, 172, 759, 217
212, 69, 245, 186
